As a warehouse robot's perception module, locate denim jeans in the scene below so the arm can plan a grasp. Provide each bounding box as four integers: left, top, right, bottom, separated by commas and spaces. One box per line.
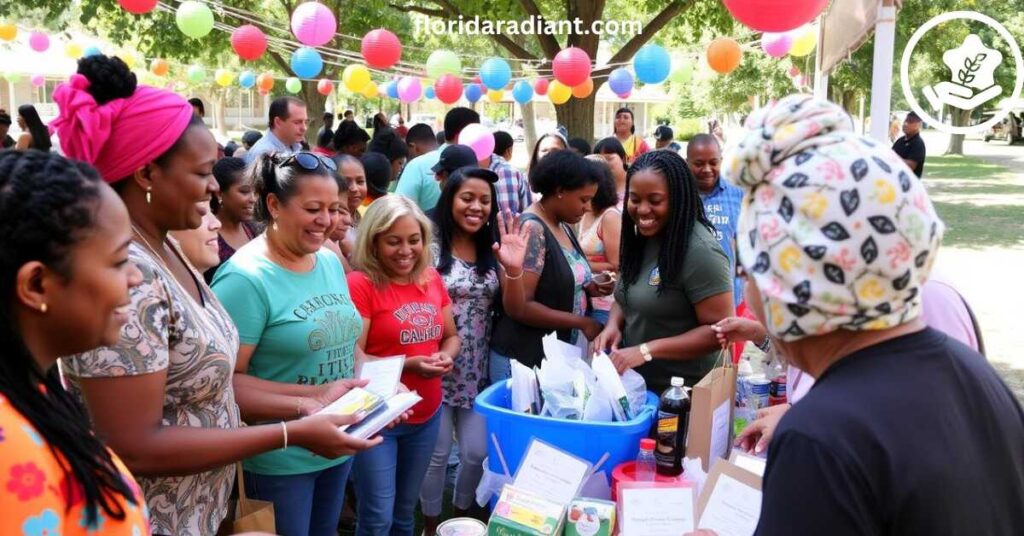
243, 459, 352, 536
419, 404, 488, 516
589, 308, 610, 327
488, 350, 512, 383
353, 408, 442, 536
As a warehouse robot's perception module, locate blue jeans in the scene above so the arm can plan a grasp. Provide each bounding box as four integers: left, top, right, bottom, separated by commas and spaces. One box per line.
589, 309, 610, 327
353, 408, 442, 536
243, 459, 353, 536
489, 350, 512, 383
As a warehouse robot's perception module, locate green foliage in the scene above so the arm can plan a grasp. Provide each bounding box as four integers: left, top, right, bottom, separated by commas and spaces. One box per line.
674, 117, 703, 141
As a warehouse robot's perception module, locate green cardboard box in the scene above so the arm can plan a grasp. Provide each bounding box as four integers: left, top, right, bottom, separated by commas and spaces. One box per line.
487, 485, 565, 536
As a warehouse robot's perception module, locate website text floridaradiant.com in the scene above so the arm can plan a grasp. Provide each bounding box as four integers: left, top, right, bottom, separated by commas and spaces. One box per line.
415, 15, 643, 37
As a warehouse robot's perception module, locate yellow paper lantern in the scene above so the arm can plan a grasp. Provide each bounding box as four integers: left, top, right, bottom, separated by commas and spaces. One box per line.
65, 42, 83, 59
548, 80, 571, 105
361, 82, 379, 98
343, 64, 371, 92
215, 69, 235, 87
571, 78, 594, 98
487, 89, 504, 103
789, 28, 817, 57
0, 23, 16, 42
118, 53, 137, 70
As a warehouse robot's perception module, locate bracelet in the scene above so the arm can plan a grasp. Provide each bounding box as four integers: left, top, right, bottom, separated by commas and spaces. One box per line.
503, 269, 524, 280
280, 421, 289, 450
757, 334, 772, 353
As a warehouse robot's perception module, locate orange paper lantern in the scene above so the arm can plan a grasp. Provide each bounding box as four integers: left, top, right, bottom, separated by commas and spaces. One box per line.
150, 59, 170, 77
571, 78, 594, 98
707, 37, 742, 74
256, 72, 275, 92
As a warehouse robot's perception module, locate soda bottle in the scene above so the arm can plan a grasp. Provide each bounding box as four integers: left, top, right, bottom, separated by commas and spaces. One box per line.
655, 377, 691, 476
635, 438, 657, 481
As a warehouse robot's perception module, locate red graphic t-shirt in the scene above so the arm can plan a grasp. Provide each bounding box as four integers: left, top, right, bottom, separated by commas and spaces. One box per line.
348, 269, 451, 424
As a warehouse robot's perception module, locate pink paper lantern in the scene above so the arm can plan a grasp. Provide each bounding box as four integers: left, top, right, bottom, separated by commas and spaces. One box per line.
434, 74, 464, 104
291, 2, 337, 47
761, 32, 793, 58
458, 123, 495, 162
552, 47, 592, 87
361, 29, 401, 69
788, 65, 801, 77
317, 79, 334, 95
29, 31, 50, 52
118, 0, 158, 14
533, 78, 550, 96
723, 0, 829, 32
232, 25, 267, 61
616, 91, 631, 100
397, 76, 422, 102
31, 74, 45, 87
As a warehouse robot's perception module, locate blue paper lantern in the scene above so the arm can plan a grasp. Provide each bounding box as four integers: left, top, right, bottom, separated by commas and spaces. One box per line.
238, 70, 256, 89
424, 86, 436, 100
633, 44, 671, 84
385, 80, 399, 99
464, 83, 483, 103
290, 46, 323, 79
512, 80, 533, 104
608, 68, 634, 95
479, 57, 511, 90
83, 45, 102, 57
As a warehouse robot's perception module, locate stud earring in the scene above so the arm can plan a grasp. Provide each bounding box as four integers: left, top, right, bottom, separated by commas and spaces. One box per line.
39, 303, 48, 314
146, 188, 152, 204
634, 224, 638, 235
272, 220, 279, 231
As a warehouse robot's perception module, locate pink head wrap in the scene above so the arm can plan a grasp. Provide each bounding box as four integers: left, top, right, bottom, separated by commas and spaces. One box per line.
49, 73, 195, 183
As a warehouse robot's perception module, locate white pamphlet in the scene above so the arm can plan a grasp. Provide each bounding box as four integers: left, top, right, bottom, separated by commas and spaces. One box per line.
730, 451, 767, 477
709, 399, 732, 462
697, 474, 762, 536
619, 486, 695, 536
343, 391, 421, 440
356, 355, 405, 397
512, 439, 591, 505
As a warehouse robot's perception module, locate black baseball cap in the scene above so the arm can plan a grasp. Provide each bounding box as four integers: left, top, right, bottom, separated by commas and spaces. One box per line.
905, 111, 923, 123
431, 144, 479, 174
654, 125, 674, 141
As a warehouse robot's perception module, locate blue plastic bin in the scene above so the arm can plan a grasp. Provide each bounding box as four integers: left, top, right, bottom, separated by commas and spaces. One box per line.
474, 380, 657, 501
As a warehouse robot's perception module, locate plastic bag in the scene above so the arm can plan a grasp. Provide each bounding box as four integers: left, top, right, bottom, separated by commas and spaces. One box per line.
591, 352, 632, 421
621, 369, 648, 416
476, 457, 513, 507
682, 456, 709, 498
510, 360, 540, 414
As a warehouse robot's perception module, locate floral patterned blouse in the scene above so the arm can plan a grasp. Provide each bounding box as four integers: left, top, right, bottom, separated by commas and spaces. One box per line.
61, 241, 241, 536
522, 219, 593, 345
0, 393, 151, 536
438, 257, 499, 408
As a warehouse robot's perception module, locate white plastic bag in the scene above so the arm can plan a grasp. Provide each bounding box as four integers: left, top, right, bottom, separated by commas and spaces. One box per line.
510, 360, 540, 414
591, 352, 632, 421
621, 369, 649, 415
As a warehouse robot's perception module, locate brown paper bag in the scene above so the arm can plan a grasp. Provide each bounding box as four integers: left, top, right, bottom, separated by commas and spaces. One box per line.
233, 463, 276, 534
685, 349, 737, 471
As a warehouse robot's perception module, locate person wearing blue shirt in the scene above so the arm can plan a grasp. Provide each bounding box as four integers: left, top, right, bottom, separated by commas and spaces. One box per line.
244, 96, 308, 164
395, 107, 479, 211
688, 133, 744, 306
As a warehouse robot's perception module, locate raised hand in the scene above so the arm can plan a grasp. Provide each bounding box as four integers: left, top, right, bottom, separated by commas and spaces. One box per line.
493, 210, 529, 275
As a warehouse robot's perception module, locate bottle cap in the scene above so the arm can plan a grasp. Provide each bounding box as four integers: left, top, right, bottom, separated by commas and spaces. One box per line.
670, 377, 685, 387
640, 438, 656, 450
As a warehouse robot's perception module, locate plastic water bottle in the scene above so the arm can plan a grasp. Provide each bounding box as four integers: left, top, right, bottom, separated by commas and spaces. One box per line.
636, 438, 657, 481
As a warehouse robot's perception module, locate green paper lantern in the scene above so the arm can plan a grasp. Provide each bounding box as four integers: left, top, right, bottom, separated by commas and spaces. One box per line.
176, 1, 214, 39
6, 71, 23, 84
187, 65, 206, 83
426, 49, 461, 80
285, 77, 302, 94
670, 59, 693, 84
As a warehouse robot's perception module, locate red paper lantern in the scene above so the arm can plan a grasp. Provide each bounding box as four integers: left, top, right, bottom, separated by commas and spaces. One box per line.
361, 29, 401, 69
232, 25, 267, 61
552, 47, 592, 87
317, 79, 334, 95
434, 74, 464, 105
118, 0, 158, 14
722, 0, 828, 32
534, 78, 549, 96
473, 75, 482, 85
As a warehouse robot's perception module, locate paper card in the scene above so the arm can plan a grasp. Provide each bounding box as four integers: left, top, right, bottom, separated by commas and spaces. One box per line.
344, 391, 421, 440
697, 460, 763, 536
315, 387, 383, 418
729, 451, 767, 477
709, 398, 732, 462
618, 484, 696, 535
512, 438, 592, 505
356, 355, 405, 397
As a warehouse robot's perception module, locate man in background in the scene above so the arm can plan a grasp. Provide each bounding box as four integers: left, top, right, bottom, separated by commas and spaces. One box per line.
487, 131, 531, 214
654, 125, 682, 152
405, 124, 438, 160
892, 111, 926, 177
688, 133, 743, 306
244, 96, 308, 163
395, 107, 480, 211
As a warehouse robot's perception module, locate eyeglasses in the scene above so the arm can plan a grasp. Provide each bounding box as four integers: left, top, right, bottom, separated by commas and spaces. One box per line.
280, 151, 337, 172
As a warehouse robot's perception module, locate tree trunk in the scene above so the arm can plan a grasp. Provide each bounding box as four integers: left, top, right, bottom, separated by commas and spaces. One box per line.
944, 108, 969, 155
521, 100, 538, 153
301, 82, 328, 146
212, 90, 227, 137
555, 94, 597, 140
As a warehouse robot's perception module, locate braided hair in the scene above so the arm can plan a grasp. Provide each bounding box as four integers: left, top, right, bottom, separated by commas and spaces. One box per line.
0, 151, 137, 524
620, 150, 714, 297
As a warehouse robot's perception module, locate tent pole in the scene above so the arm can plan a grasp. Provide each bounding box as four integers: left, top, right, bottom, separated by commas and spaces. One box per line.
869, 0, 898, 142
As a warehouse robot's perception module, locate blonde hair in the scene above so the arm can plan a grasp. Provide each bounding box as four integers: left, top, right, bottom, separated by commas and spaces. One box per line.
353, 195, 434, 287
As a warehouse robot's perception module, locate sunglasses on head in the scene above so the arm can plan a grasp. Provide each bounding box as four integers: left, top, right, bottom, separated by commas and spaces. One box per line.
280, 151, 337, 172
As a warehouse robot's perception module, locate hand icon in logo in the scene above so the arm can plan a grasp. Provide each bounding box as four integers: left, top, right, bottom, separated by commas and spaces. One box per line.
923, 34, 1004, 111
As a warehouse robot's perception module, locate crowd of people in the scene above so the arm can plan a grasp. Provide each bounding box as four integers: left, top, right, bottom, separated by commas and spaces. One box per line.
1, 53, 1021, 536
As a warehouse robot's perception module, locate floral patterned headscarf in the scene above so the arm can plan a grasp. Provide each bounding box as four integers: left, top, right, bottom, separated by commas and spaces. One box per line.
723, 95, 944, 341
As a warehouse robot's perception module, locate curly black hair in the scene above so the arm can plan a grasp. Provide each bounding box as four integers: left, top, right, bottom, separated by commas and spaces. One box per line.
0, 150, 137, 525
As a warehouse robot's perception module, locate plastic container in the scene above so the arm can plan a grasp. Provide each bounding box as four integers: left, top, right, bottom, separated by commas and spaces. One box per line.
610, 461, 691, 501
474, 380, 657, 503
436, 517, 486, 536
635, 438, 657, 481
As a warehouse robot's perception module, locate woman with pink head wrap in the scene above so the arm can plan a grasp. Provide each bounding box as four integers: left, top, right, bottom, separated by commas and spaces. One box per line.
55, 56, 382, 536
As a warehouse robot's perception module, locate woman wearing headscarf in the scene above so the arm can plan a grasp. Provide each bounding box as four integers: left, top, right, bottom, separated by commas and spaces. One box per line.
722, 95, 1024, 535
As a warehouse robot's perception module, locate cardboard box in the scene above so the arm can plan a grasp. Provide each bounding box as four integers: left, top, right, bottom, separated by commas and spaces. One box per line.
564, 498, 616, 536
487, 485, 565, 536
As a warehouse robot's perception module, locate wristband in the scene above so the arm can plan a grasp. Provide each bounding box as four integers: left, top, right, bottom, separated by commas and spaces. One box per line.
757, 334, 772, 353
280, 421, 289, 450
640, 343, 653, 362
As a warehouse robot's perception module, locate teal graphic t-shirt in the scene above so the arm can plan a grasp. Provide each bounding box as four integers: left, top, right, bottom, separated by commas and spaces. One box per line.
212, 239, 363, 475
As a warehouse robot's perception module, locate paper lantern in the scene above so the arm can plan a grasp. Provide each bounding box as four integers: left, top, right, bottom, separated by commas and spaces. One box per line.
291, 2, 336, 47
232, 25, 267, 61
29, 31, 50, 52
361, 83, 379, 98
239, 70, 256, 89
291, 47, 323, 79
788, 65, 801, 77
552, 47, 592, 87
83, 46, 102, 57
761, 32, 793, 58
670, 59, 694, 84
633, 44, 671, 84
118, 0, 158, 15
487, 89, 504, 103
286, 77, 302, 94
616, 90, 631, 100
473, 75, 482, 85
150, 59, 170, 77
464, 83, 483, 104
317, 79, 334, 95
187, 65, 206, 83
5, 72, 22, 84
548, 80, 571, 105
257, 73, 275, 91
398, 76, 422, 102
512, 80, 533, 104
342, 64, 370, 92
0, 23, 17, 42
215, 69, 234, 87
31, 75, 45, 88
458, 123, 494, 161
117, 53, 137, 70
789, 27, 817, 57
65, 42, 83, 59
426, 49, 462, 79
384, 80, 399, 99
434, 74, 464, 104
607, 68, 634, 95
361, 29, 401, 69
707, 37, 743, 74
176, 1, 214, 39
533, 78, 549, 96
479, 57, 511, 90
571, 78, 594, 99
723, 0, 828, 32
424, 86, 436, 99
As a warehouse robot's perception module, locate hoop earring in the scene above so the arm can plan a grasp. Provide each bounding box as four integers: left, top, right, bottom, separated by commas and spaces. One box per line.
145, 188, 152, 205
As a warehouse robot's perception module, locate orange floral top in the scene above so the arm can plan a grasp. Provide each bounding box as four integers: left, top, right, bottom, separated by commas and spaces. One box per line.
0, 393, 150, 535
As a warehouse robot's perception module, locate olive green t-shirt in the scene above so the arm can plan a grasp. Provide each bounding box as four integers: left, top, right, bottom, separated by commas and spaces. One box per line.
615, 224, 733, 392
